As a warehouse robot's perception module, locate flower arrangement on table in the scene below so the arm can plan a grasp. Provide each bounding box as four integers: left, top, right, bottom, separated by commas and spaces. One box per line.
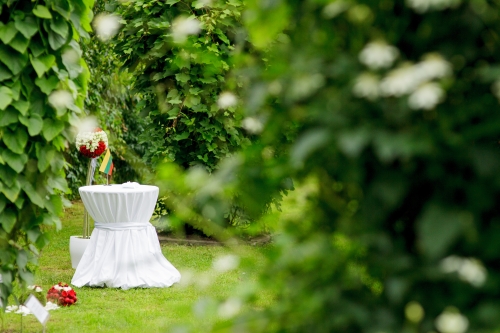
46, 282, 78, 307
76, 128, 108, 158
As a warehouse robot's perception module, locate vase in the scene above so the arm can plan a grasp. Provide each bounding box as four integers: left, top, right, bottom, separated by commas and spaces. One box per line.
69, 236, 91, 269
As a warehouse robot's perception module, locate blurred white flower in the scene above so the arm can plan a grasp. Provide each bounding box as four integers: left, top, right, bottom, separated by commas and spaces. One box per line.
353, 73, 380, 100
35, 286, 43, 293
193, 0, 212, 8
217, 298, 242, 319
217, 91, 237, 109
178, 269, 195, 288
415, 53, 452, 82
49, 90, 74, 109
62, 48, 80, 65
359, 41, 399, 70
407, 0, 461, 13
322, 0, 350, 18
172, 16, 201, 43
5, 305, 18, 313
440, 255, 487, 287
435, 309, 469, 333
242, 117, 263, 134
380, 64, 420, 96
93, 14, 121, 42
213, 254, 240, 272
290, 73, 325, 100
72, 116, 98, 138
408, 82, 445, 110
45, 301, 59, 311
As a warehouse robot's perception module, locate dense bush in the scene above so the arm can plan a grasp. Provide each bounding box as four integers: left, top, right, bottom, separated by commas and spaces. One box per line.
113, 0, 248, 172
0, 0, 93, 306
158, 0, 500, 332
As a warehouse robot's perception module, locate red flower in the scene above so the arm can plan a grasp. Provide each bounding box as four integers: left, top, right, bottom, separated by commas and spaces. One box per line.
46, 282, 77, 307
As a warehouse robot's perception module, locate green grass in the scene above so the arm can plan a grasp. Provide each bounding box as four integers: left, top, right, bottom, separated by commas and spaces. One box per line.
1, 202, 274, 333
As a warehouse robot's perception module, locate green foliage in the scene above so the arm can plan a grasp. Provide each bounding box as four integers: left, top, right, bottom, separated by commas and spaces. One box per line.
65, 1, 148, 200
113, 0, 248, 171
0, 0, 93, 306
158, 0, 500, 332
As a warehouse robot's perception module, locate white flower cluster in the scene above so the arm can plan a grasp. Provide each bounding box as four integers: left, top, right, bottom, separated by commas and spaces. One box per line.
440, 255, 487, 287
27, 285, 43, 293
6, 302, 59, 316
53, 284, 72, 292
355, 48, 452, 110
407, 0, 461, 13
435, 308, 469, 333
359, 41, 399, 70
53, 284, 73, 292
76, 130, 108, 152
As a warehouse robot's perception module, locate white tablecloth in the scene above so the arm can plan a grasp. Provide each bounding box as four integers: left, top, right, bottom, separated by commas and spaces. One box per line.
71, 184, 181, 289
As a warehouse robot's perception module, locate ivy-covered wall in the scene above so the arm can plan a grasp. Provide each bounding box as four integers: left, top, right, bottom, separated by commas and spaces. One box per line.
0, 0, 94, 305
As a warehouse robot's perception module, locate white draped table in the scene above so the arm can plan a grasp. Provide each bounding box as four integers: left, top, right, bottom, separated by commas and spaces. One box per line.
71, 184, 181, 289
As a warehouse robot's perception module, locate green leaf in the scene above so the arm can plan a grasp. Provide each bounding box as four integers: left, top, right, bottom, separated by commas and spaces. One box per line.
0, 22, 18, 44
18, 177, 44, 208
30, 54, 56, 78
0, 208, 16, 233
14, 195, 24, 209
7, 79, 21, 101
48, 174, 68, 192
0, 164, 17, 187
42, 118, 64, 141
35, 75, 59, 95
3, 127, 28, 154
16, 250, 28, 269
11, 99, 29, 116
15, 16, 38, 39
0, 86, 13, 110
29, 39, 45, 57
47, 29, 67, 50
54, 0, 72, 19
0, 195, 5, 213
1, 150, 27, 173
0, 63, 12, 82
175, 73, 190, 83
46, 195, 63, 215
50, 14, 69, 38
0, 107, 17, 126
19, 114, 43, 136
175, 131, 190, 141
35, 143, 55, 172
417, 204, 468, 259
33, 5, 53, 19
8, 33, 30, 53
0, 44, 28, 75
1, 179, 20, 202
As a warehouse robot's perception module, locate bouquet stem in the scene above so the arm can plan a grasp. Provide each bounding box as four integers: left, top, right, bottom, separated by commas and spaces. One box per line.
82, 158, 97, 239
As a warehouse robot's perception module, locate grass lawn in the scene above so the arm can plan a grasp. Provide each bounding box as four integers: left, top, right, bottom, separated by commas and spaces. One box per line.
1, 202, 274, 332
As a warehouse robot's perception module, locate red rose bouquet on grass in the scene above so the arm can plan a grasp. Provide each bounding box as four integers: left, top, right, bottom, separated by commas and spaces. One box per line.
76, 128, 108, 158
46, 282, 78, 307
